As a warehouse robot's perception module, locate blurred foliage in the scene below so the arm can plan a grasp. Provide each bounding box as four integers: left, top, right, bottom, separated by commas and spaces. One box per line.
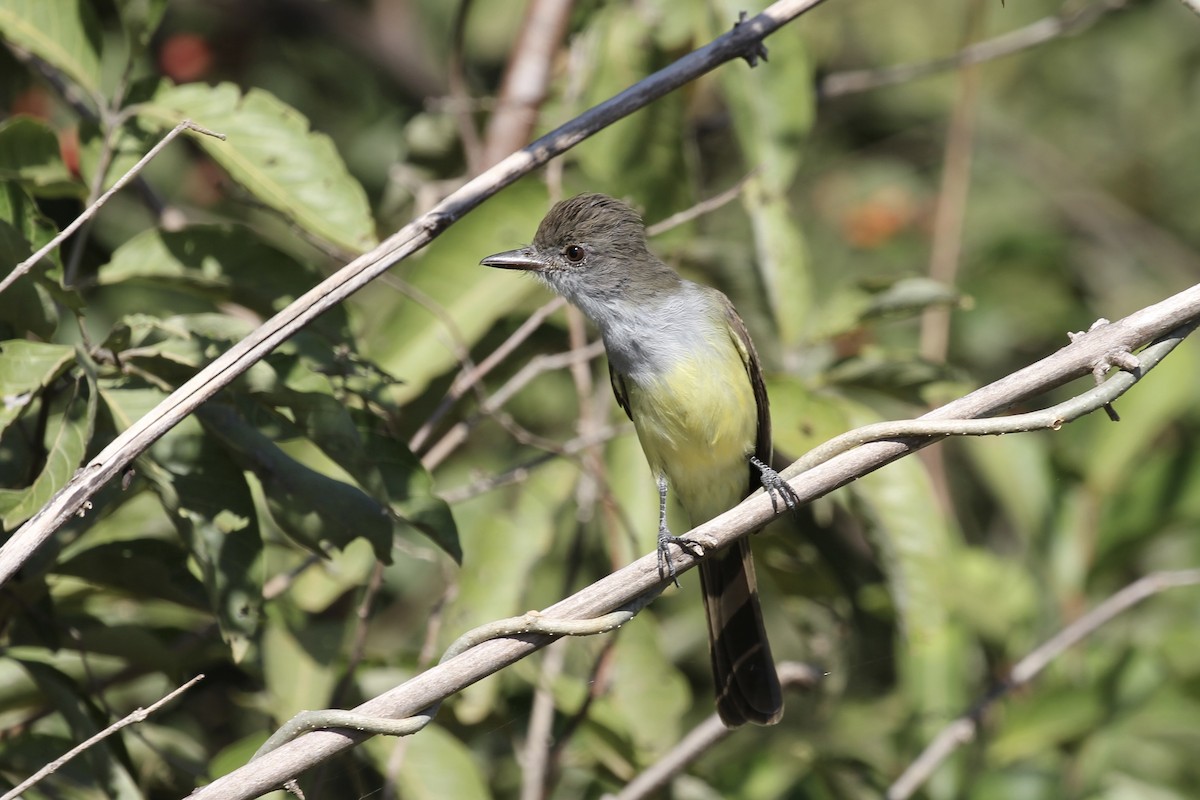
0, 0, 1199, 798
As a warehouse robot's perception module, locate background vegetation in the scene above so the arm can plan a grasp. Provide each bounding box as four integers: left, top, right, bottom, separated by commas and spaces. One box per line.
1, 0, 1199, 798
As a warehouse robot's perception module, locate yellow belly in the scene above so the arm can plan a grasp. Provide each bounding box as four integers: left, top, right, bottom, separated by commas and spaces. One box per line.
624, 352, 757, 526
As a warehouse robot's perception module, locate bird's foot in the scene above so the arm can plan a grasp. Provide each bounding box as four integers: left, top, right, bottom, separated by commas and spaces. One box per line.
751, 456, 801, 515
657, 528, 704, 587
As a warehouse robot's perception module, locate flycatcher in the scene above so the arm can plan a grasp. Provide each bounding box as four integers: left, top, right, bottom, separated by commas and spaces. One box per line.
481, 193, 789, 726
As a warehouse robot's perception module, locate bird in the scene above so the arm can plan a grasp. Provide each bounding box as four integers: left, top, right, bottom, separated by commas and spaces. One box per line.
481, 193, 791, 726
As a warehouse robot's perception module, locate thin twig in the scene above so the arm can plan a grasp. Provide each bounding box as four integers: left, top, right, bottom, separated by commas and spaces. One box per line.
644, 170, 759, 237
421, 339, 607, 470
447, 0, 484, 174
818, 0, 1128, 98
0, 119, 225, 296
409, 297, 567, 452
886, 570, 1200, 800
0, 675, 204, 800
438, 423, 628, 503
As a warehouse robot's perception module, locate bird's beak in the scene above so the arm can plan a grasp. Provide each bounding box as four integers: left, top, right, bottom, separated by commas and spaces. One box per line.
480, 247, 547, 272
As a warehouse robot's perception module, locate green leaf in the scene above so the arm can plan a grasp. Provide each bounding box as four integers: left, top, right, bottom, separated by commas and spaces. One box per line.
0, 183, 64, 339
115, 0, 168, 52
839, 397, 971, 794
361, 426, 459, 562
96, 225, 352, 340
100, 381, 267, 655
861, 277, 961, 320
712, 3, 816, 347
0, 0, 103, 101
261, 605, 345, 724
607, 615, 689, 756
58, 537, 208, 610
196, 403, 393, 563
0, 339, 74, 434
567, 5, 689, 216
372, 723, 491, 800
739, 176, 815, 348
990, 688, 1106, 765
261, 383, 459, 560
138, 82, 378, 254
449, 459, 577, 724
960, 433, 1054, 545
0, 365, 96, 529
140, 438, 263, 659
364, 178, 548, 404
0, 116, 80, 196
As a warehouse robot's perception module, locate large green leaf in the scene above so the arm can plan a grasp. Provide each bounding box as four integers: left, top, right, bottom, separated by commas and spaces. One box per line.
96, 225, 352, 341
0, 116, 80, 197
713, 1, 816, 347
138, 82, 378, 254
0, 0, 103, 101
98, 382, 263, 656
197, 403, 393, 563
366, 723, 491, 800
260, 605, 346, 726
606, 614, 689, 757
0, 365, 96, 529
0, 183, 63, 339
242, 372, 459, 561
448, 458, 577, 724
838, 398, 970, 798
0, 339, 74, 434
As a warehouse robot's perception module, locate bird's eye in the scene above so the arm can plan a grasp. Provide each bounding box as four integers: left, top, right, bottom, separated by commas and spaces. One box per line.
564, 245, 585, 263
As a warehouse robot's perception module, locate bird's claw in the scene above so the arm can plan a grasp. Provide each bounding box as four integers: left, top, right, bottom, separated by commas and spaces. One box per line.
657, 529, 704, 587
751, 456, 801, 515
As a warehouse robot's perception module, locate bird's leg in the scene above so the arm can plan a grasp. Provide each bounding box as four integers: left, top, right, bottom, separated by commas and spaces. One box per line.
751, 456, 801, 515
655, 475, 703, 586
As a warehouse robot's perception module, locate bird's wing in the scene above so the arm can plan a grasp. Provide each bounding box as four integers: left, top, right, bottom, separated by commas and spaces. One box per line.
609, 361, 634, 422
721, 296, 772, 491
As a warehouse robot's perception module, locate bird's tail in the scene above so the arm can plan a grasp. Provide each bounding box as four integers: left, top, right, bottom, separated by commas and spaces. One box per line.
698, 538, 784, 726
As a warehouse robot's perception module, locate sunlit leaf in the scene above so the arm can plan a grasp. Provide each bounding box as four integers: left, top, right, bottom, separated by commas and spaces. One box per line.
100, 382, 271, 654
0, 183, 63, 338
197, 403, 393, 563
0, 339, 74, 434
0, 0, 103, 100
97, 225, 353, 340
0, 366, 96, 529
261, 606, 344, 724
138, 82, 378, 254
0, 116, 80, 197
369, 723, 491, 800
